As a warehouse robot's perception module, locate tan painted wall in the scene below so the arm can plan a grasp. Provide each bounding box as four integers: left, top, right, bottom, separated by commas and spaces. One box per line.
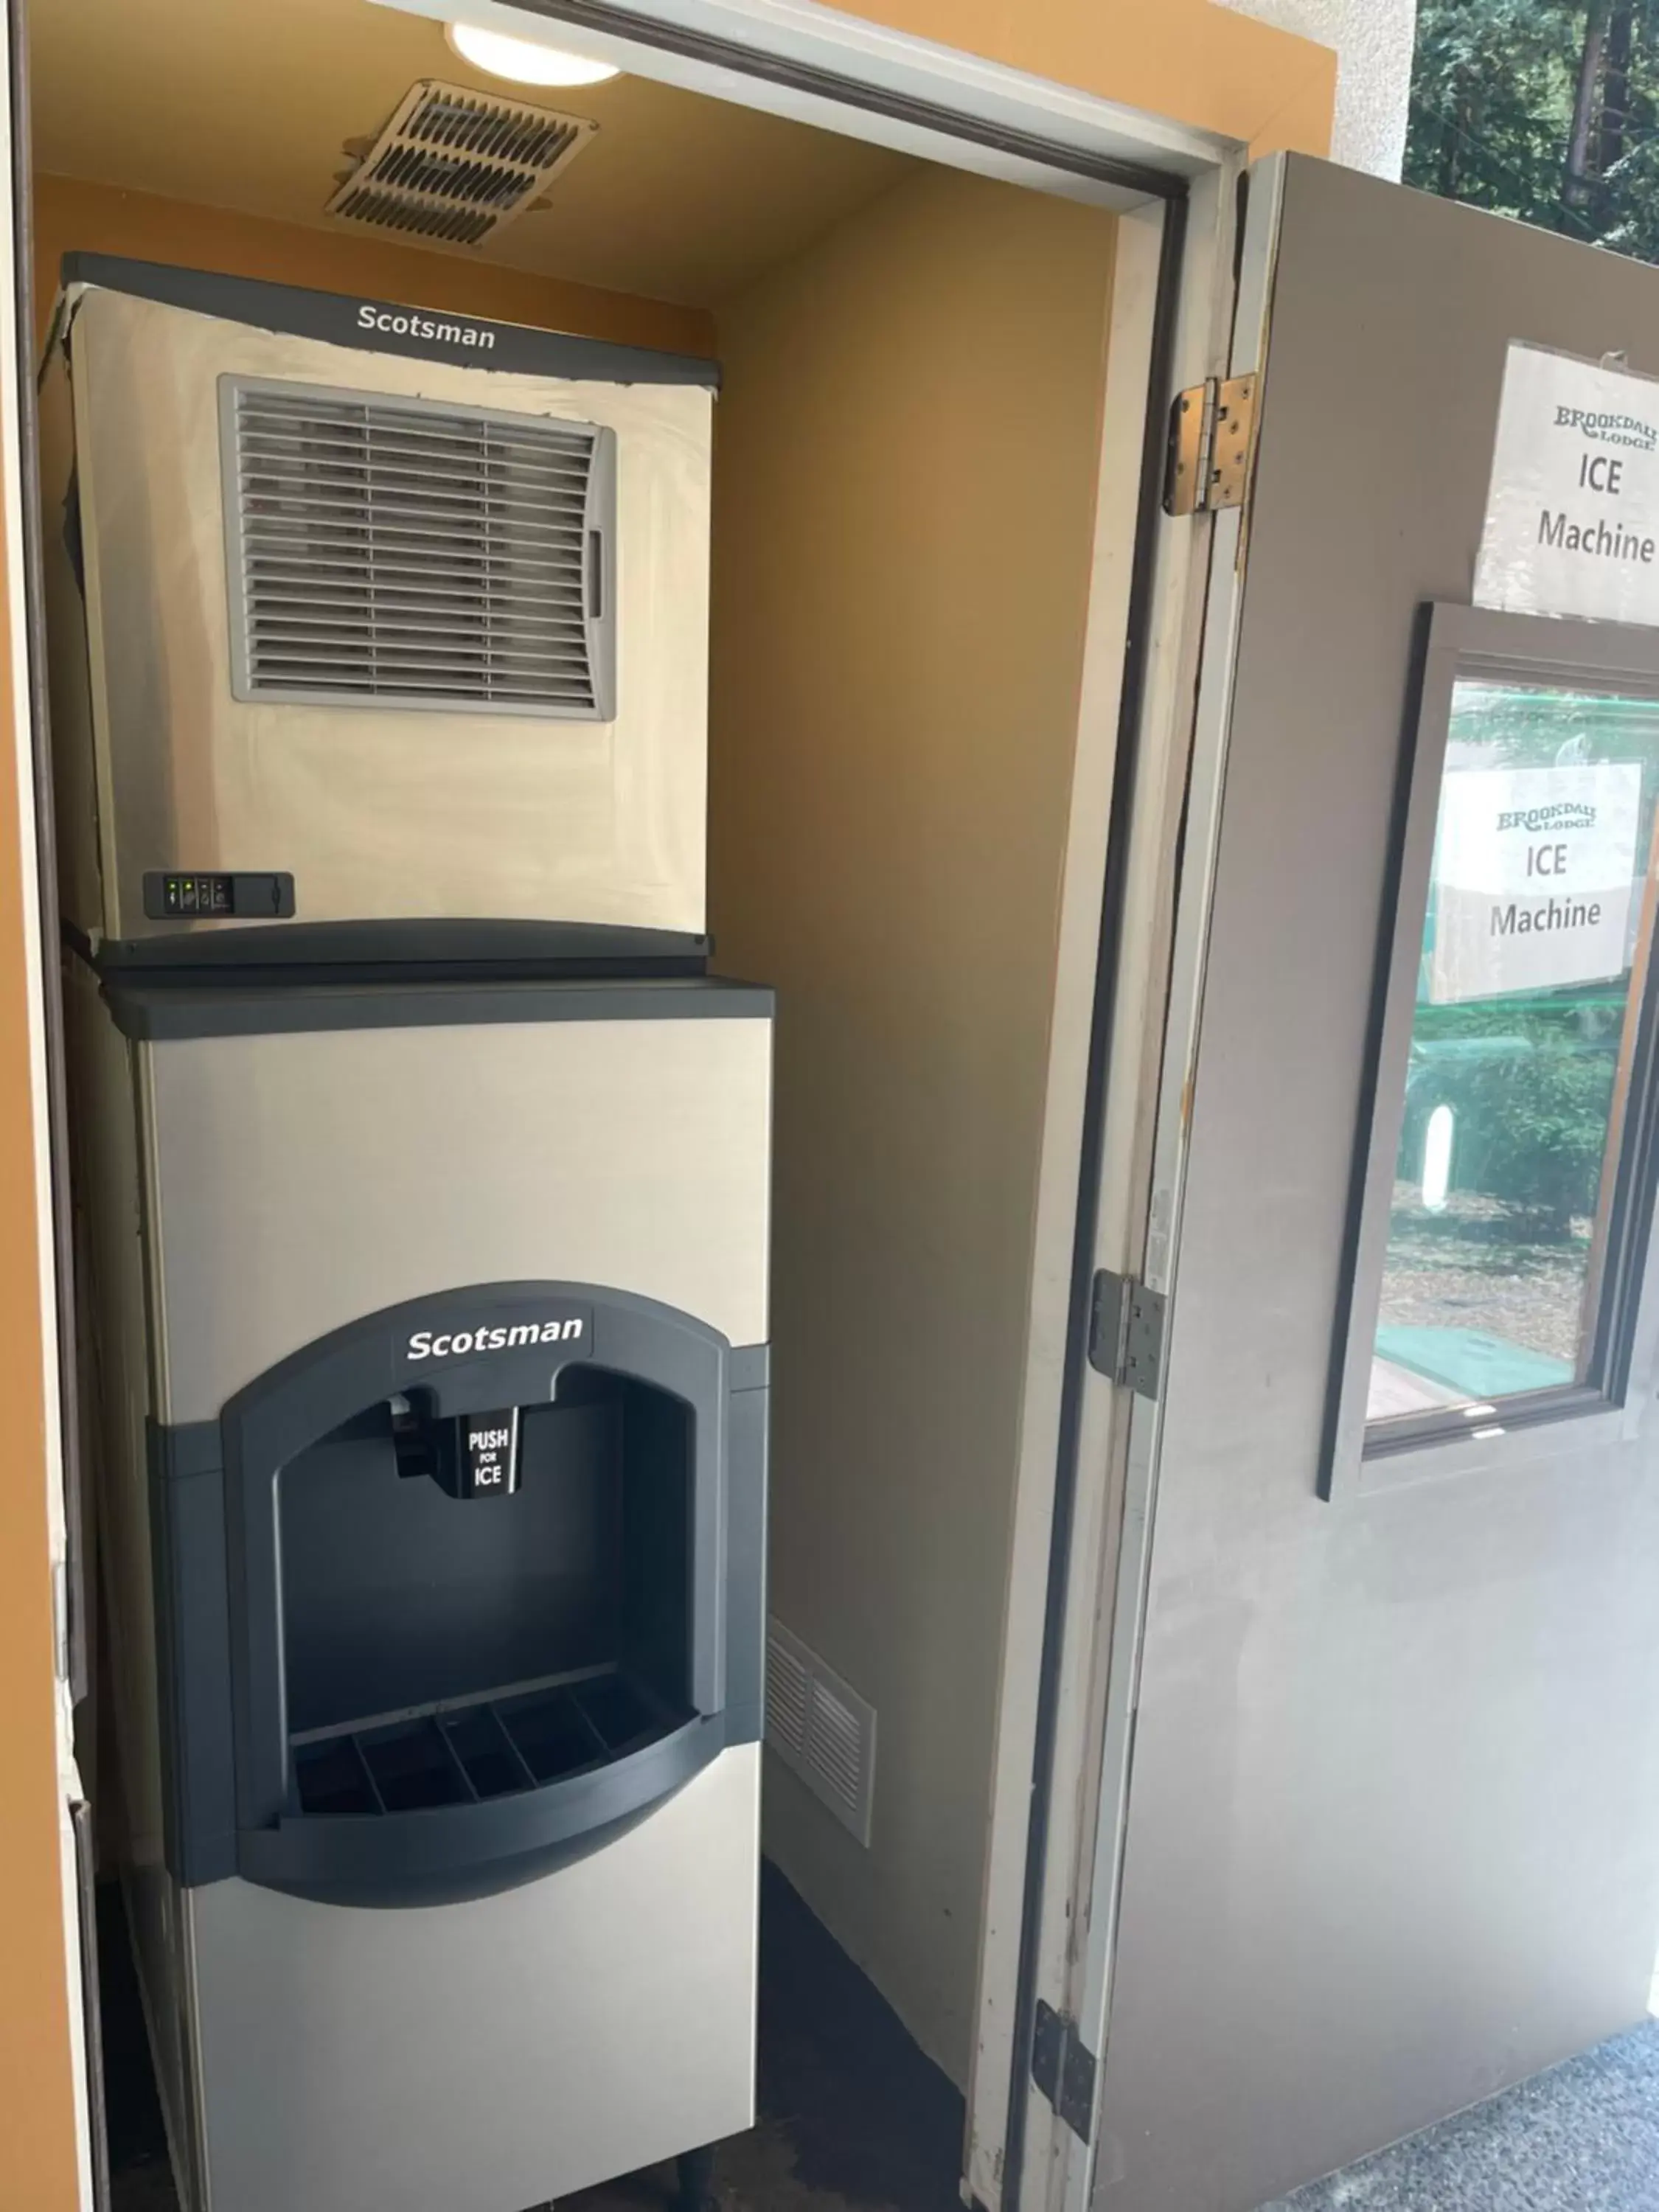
30, 174, 715, 356
710, 167, 1115, 2087
839, 0, 1337, 159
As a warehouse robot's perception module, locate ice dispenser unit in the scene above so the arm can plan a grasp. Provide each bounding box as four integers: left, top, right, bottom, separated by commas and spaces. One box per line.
70, 968, 771, 2212
51, 254, 770, 2212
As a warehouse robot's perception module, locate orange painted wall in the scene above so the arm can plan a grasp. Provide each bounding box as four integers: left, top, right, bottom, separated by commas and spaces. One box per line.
32, 173, 717, 355
838, 0, 1337, 159
0, 223, 85, 2212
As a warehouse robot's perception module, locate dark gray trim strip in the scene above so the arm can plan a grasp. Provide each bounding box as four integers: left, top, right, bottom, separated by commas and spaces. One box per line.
728, 1342, 771, 1392
724, 1377, 768, 1738
148, 1419, 238, 1886
102, 973, 773, 1041
89, 917, 711, 978
503, 0, 1183, 201
59, 252, 721, 386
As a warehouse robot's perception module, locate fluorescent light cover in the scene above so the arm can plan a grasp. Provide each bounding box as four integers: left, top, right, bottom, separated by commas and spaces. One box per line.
446, 21, 619, 86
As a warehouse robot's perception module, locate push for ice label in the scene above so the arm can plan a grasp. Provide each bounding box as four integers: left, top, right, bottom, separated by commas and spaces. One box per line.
1428, 761, 1642, 1004
460, 1407, 521, 1498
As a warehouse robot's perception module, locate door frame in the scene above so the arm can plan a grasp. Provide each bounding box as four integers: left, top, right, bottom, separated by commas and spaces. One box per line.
358, 7, 1251, 2207
1055, 155, 1290, 2212
33, 0, 1258, 2202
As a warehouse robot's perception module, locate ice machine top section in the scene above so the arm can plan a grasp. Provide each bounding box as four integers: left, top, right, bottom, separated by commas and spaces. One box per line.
55, 252, 723, 391
41, 257, 717, 958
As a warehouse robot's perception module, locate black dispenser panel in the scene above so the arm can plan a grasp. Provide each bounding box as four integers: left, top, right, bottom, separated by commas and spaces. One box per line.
148, 1282, 766, 1902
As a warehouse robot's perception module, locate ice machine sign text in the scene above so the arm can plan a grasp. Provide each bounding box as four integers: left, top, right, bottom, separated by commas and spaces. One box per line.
1427, 760, 1641, 1002
406, 1318, 586, 1362
1475, 343, 1659, 623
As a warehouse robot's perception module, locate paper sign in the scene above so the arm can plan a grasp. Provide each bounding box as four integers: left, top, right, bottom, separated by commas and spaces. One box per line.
1475, 344, 1659, 624
1429, 761, 1641, 1002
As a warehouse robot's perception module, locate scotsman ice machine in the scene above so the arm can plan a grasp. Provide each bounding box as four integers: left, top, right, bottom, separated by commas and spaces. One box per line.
44, 256, 771, 2212
41, 253, 717, 965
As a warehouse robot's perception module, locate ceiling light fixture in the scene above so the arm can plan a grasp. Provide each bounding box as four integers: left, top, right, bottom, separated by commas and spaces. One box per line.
445, 21, 621, 87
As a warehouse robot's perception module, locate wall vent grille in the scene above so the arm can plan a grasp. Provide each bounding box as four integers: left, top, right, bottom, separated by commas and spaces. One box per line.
221, 377, 616, 717
765, 1618, 876, 1847
328, 79, 597, 246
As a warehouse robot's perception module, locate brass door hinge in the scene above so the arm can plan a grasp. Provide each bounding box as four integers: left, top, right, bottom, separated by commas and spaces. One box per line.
1164, 372, 1256, 515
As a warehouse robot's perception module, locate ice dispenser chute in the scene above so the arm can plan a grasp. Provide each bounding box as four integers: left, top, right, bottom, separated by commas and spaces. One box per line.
148, 1284, 763, 1905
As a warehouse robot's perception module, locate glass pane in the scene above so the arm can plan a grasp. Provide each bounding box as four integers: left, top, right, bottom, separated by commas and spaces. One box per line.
1367, 679, 1659, 1430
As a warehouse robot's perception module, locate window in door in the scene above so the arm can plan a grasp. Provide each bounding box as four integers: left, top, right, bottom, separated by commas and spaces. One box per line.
1331, 607, 1659, 1478
1368, 676, 1659, 1427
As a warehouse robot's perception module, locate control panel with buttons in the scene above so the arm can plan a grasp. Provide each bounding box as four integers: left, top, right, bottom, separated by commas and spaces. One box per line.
142, 872, 296, 922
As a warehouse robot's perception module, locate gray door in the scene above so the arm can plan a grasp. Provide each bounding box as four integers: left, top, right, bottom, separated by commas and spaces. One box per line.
1091, 155, 1659, 2212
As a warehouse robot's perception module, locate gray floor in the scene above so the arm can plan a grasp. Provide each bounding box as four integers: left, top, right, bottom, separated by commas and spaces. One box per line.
101, 1863, 1659, 2212
1262, 2020, 1659, 2212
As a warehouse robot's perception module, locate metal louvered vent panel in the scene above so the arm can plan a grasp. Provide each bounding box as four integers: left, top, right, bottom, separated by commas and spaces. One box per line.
765, 1618, 876, 1846
327, 80, 597, 246
222, 377, 616, 718
765, 1635, 810, 1759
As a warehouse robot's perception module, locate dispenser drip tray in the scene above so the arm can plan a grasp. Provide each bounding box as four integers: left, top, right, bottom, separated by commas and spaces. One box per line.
291, 1666, 686, 1818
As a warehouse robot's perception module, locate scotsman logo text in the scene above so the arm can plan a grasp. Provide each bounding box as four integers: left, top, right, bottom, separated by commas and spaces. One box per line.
407, 1318, 585, 1361
358, 304, 497, 351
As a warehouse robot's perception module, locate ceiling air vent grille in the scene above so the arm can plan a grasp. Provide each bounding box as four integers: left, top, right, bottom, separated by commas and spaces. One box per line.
765, 1618, 876, 1847
327, 79, 597, 246
221, 377, 616, 718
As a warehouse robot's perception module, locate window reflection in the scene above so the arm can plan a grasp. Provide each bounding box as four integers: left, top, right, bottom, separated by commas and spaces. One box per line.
1368, 681, 1659, 1428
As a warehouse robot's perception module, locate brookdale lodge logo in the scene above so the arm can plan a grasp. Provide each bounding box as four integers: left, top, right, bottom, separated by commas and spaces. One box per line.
1496, 801, 1596, 833
1554, 402, 1659, 451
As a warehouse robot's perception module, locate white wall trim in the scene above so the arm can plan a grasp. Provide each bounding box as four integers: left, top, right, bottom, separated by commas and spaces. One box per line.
371, 0, 1237, 206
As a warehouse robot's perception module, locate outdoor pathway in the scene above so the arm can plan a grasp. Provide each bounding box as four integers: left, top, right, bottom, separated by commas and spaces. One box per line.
1262, 2022, 1659, 2212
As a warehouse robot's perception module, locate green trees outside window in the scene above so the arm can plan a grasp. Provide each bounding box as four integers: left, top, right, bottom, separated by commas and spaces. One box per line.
1409, 3, 1659, 261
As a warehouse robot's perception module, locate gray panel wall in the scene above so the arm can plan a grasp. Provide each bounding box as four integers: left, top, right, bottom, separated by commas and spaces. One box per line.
1094, 158, 1659, 2212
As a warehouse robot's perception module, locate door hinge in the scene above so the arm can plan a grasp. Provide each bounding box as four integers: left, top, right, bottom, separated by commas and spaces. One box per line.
1164, 372, 1256, 515
1088, 1270, 1166, 1399
1032, 2000, 1096, 2141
